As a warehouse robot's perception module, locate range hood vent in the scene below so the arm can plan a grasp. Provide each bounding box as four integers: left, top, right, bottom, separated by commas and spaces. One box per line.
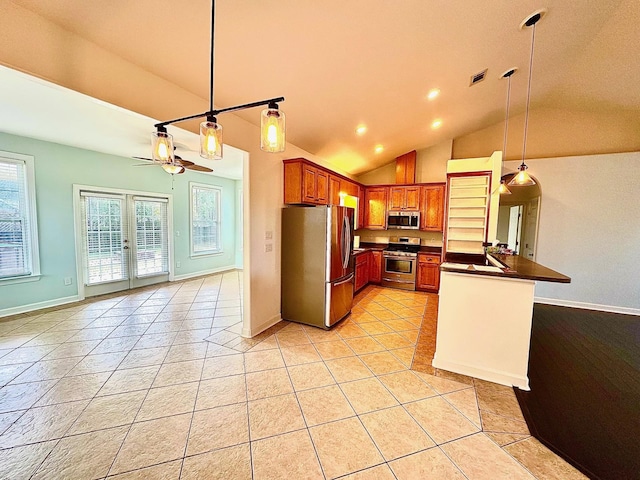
470, 69, 488, 86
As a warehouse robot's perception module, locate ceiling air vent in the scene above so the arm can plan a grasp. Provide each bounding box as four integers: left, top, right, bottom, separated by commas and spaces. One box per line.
469, 69, 488, 86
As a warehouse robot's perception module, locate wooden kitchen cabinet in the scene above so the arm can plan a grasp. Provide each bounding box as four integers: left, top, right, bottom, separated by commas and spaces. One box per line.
341, 180, 359, 197
388, 186, 421, 211
283, 159, 329, 205
354, 252, 370, 291
369, 250, 382, 283
364, 187, 388, 229
395, 150, 417, 184
420, 183, 446, 231
329, 175, 341, 206
417, 253, 441, 292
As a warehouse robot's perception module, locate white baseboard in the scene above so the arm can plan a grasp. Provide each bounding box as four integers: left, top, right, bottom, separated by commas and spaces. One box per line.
242, 313, 282, 338
432, 356, 530, 391
172, 265, 237, 282
0, 295, 81, 319
534, 297, 640, 316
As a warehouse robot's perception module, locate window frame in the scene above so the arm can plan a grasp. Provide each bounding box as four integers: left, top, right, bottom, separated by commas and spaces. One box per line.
0, 150, 40, 283
189, 182, 223, 257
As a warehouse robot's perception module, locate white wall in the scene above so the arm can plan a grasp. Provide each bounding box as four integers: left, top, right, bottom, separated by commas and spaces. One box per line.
504, 152, 640, 313
357, 140, 452, 185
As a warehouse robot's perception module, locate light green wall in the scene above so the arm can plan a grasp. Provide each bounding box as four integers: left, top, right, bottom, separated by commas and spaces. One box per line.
0, 132, 238, 312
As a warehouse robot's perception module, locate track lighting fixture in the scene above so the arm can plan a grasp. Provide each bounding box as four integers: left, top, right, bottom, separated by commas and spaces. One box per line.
151, 0, 286, 167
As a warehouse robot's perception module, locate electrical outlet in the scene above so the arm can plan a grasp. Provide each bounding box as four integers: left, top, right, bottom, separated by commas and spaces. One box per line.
265, 230, 273, 240
265, 243, 273, 252
64, 277, 72, 286
176, 261, 181, 268
175, 230, 180, 237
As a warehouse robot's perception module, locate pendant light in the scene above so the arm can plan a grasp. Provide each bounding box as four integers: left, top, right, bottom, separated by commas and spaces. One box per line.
498, 68, 517, 195
509, 9, 547, 187
151, 0, 286, 166
151, 126, 174, 163
261, 102, 286, 152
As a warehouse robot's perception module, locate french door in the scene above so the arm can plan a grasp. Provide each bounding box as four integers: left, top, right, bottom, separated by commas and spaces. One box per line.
79, 190, 171, 297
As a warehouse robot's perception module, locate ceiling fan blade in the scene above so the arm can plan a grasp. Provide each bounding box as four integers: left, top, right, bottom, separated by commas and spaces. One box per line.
133, 164, 159, 167
175, 158, 195, 167
186, 164, 213, 173
132, 156, 154, 162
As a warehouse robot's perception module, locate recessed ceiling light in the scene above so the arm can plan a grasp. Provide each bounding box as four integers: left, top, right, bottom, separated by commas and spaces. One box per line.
356, 125, 367, 135
374, 145, 384, 154
431, 119, 443, 129
427, 89, 440, 100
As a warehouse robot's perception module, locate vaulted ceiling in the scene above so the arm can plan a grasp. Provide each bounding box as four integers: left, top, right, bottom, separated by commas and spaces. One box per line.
5, 0, 640, 174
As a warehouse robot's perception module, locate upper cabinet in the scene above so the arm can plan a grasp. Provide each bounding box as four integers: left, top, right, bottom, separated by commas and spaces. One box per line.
388, 186, 421, 211
420, 184, 446, 231
285, 159, 328, 205
364, 187, 388, 229
329, 175, 341, 206
395, 151, 417, 184
283, 158, 445, 232
284, 159, 332, 205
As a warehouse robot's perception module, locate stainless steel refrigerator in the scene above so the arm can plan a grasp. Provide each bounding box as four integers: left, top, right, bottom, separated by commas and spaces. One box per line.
281, 205, 354, 329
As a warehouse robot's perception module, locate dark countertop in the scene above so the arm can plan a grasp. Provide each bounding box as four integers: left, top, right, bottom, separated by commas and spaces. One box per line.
441, 253, 571, 284
352, 243, 443, 256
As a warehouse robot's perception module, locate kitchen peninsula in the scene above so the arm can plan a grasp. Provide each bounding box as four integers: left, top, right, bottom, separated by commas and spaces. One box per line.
433, 253, 570, 390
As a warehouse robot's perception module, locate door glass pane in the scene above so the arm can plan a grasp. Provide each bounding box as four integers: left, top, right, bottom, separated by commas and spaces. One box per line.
134, 199, 168, 277
83, 196, 127, 285
385, 258, 413, 274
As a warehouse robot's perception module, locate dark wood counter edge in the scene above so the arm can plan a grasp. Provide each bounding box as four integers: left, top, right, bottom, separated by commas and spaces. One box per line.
440, 254, 571, 284
352, 243, 443, 256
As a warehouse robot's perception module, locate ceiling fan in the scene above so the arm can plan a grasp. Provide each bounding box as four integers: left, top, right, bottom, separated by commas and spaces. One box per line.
133, 148, 213, 175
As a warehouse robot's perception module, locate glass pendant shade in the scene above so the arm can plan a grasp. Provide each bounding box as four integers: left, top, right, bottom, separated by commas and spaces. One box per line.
260, 106, 286, 153
162, 163, 185, 175
200, 119, 223, 160
151, 131, 174, 163
498, 180, 512, 195
508, 164, 536, 186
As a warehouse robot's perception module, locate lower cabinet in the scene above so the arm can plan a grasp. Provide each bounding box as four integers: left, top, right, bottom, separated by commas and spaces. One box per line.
417, 253, 441, 292
369, 251, 382, 284
354, 253, 370, 292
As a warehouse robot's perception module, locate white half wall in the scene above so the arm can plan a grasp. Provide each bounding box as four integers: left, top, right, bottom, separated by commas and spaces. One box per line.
505, 152, 640, 311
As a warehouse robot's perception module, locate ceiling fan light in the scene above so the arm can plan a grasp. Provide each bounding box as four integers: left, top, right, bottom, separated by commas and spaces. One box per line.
200, 117, 223, 160
151, 129, 174, 163
162, 163, 185, 175
508, 164, 536, 186
260, 104, 286, 153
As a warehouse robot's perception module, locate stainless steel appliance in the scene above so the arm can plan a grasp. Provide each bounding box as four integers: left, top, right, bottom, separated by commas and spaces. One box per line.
281, 205, 354, 329
382, 236, 420, 290
387, 211, 420, 230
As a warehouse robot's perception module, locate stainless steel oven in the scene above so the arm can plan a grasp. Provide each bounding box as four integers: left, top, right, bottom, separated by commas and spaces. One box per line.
382, 251, 417, 291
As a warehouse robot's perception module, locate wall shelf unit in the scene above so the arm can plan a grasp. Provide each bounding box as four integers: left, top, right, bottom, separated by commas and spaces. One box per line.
445, 173, 491, 254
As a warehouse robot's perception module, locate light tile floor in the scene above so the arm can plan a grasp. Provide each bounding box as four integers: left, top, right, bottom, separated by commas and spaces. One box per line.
0, 272, 587, 479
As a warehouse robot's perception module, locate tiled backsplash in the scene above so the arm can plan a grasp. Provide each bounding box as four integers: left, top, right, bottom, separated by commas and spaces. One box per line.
355, 229, 443, 247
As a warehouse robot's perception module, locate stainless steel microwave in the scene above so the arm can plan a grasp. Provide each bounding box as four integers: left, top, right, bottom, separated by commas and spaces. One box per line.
387, 211, 420, 229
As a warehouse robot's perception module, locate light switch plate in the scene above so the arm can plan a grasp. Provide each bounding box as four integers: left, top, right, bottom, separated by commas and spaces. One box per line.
265, 243, 273, 252
265, 231, 273, 240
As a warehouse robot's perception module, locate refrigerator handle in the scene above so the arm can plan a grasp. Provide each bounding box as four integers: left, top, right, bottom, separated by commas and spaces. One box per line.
333, 272, 355, 286
342, 215, 351, 269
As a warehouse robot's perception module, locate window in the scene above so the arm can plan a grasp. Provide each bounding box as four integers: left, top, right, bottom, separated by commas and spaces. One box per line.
190, 183, 222, 256
0, 151, 39, 280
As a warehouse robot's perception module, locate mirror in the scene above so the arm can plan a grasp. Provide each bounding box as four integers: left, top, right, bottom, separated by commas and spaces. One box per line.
496, 173, 541, 260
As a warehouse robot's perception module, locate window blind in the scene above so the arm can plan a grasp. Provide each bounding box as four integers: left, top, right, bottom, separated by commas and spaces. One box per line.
0, 159, 32, 278
133, 198, 169, 278
191, 184, 221, 255
81, 194, 129, 285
